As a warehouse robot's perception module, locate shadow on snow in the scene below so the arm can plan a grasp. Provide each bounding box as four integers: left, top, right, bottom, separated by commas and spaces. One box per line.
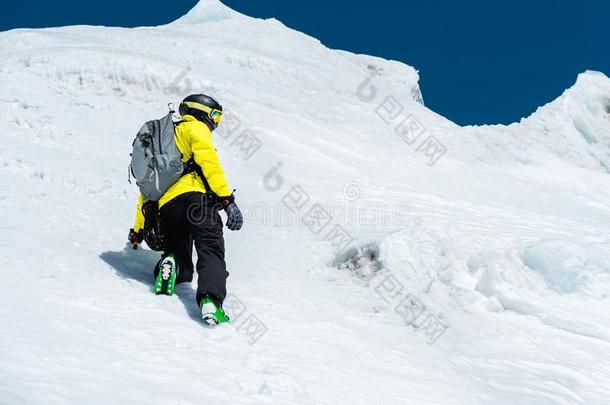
99, 245, 202, 323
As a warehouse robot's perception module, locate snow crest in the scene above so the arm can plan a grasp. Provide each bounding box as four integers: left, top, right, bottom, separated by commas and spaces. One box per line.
171, 0, 246, 24
1, 1, 610, 404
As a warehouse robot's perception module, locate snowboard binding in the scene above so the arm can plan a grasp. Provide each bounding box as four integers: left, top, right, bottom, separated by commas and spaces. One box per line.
200, 296, 230, 326
154, 254, 178, 296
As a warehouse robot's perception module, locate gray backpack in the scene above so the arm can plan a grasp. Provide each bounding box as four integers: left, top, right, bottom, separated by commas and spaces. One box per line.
130, 111, 185, 202
129, 110, 185, 251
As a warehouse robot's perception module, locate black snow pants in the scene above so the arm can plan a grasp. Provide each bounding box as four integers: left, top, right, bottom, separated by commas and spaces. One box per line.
156, 192, 228, 305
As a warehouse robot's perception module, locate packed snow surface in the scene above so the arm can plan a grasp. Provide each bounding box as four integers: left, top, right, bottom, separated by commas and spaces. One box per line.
1, 1, 610, 404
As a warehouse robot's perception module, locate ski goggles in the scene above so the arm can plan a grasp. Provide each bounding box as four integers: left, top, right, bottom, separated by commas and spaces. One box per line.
183, 101, 223, 124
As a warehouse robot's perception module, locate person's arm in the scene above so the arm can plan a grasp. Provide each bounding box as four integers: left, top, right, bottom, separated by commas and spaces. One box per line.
128, 194, 145, 247
133, 194, 145, 232
191, 124, 242, 231
190, 125, 232, 197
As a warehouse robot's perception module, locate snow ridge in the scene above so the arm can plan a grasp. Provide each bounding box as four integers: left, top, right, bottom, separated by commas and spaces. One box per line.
1, 1, 610, 404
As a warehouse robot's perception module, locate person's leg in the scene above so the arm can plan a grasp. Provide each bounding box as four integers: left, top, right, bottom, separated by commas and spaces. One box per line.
158, 197, 195, 284
184, 194, 229, 306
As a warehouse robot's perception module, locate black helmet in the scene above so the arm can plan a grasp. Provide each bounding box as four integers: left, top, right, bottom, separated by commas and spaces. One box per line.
179, 94, 223, 131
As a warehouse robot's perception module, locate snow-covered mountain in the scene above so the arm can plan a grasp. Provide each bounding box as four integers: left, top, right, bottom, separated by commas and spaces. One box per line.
1, 1, 610, 404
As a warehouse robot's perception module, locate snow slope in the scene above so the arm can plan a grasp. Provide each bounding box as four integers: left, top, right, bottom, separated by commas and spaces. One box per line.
1, 0, 610, 404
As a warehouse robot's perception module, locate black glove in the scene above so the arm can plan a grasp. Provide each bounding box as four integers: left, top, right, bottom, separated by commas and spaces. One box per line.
225, 203, 243, 231
128, 228, 144, 244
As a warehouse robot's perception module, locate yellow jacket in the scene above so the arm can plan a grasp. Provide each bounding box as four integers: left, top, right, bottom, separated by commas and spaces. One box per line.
133, 114, 232, 232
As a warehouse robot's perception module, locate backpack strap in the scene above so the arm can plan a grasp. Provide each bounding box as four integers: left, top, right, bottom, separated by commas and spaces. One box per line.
183, 158, 219, 201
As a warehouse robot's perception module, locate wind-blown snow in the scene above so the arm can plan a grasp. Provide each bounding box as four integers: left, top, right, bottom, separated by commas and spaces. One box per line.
1, 0, 610, 404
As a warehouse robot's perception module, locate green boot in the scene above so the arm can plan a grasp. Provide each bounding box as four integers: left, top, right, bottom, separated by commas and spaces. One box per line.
200, 296, 230, 326
154, 255, 178, 296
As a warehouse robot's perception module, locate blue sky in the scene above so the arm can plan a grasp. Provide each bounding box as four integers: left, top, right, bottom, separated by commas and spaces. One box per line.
1, 0, 607, 125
